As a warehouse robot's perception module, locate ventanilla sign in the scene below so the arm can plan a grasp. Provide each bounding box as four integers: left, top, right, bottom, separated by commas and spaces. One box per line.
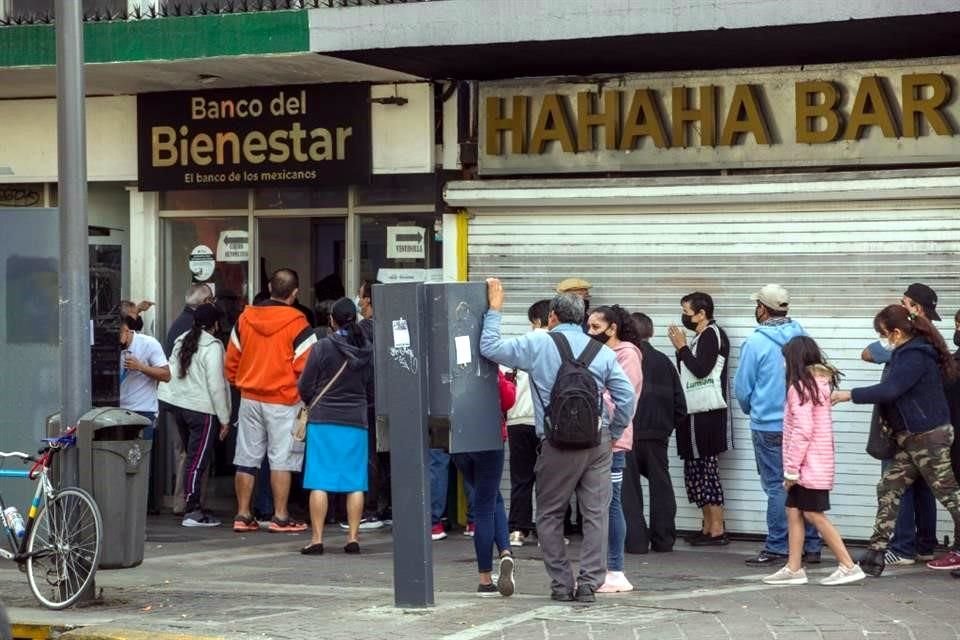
479, 58, 960, 174
137, 83, 371, 190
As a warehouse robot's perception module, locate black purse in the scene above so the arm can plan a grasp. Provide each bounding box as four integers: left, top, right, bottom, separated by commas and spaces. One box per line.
866, 405, 896, 460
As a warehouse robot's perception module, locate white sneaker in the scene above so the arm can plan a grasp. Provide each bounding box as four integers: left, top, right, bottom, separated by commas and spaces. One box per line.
509, 531, 525, 547
820, 564, 866, 586
762, 566, 808, 585
596, 571, 633, 593
883, 550, 915, 566
358, 518, 385, 531
496, 555, 515, 597
182, 512, 221, 528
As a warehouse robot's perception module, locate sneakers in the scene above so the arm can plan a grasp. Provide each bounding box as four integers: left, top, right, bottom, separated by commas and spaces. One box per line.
496, 555, 515, 597
338, 518, 385, 531
431, 524, 447, 541
509, 531, 525, 547
182, 511, 220, 528
463, 523, 476, 538
596, 571, 633, 593
690, 533, 729, 547
883, 550, 916, 566
916, 552, 935, 562
574, 584, 596, 603
268, 517, 307, 533
762, 566, 808, 585
746, 550, 788, 567
820, 564, 866, 586
476, 583, 499, 597
926, 550, 960, 570
232, 514, 259, 533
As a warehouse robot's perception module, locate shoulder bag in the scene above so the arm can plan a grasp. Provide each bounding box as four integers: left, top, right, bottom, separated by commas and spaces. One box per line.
293, 360, 349, 442
679, 324, 728, 414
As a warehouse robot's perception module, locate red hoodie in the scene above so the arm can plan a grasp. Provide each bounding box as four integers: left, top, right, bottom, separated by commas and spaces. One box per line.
225, 301, 316, 406
498, 370, 516, 441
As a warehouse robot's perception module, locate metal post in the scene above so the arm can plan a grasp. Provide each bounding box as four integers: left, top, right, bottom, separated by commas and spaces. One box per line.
373, 283, 434, 608
56, 0, 91, 437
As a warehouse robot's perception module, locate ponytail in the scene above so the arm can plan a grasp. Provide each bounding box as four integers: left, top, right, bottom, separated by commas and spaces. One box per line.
874, 304, 958, 382
177, 326, 203, 378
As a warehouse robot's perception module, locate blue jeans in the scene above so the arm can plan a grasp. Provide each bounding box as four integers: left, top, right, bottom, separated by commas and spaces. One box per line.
608, 451, 627, 572
465, 480, 476, 525
882, 460, 938, 557
132, 410, 157, 439
452, 449, 509, 573
429, 448, 450, 526
752, 430, 822, 555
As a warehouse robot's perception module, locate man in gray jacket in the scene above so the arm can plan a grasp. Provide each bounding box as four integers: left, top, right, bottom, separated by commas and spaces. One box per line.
480, 279, 636, 603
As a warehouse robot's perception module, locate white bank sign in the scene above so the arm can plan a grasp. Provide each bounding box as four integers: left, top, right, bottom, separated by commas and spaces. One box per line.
479, 57, 960, 175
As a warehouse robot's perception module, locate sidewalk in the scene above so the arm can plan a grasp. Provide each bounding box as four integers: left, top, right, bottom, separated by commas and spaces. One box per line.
2, 515, 959, 639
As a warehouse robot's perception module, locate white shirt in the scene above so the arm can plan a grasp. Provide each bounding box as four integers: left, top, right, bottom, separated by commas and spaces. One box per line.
120, 332, 168, 413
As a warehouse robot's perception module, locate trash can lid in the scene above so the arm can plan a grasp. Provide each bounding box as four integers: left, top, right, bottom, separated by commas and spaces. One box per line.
78, 407, 153, 429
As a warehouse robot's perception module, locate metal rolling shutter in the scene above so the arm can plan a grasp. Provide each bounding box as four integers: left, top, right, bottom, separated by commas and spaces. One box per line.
464, 191, 960, 540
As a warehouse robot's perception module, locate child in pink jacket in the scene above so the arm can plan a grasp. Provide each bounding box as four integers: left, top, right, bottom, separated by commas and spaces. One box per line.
763, 336, 865, 586
588, 305, 643, 594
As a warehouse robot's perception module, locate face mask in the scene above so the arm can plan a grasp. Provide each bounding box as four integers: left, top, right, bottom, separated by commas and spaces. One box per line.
878, 338, 894, 351
681, 314, 698, 331
131, 315, 144, 332
953, 330, 960, 348
589, 329, 611, 344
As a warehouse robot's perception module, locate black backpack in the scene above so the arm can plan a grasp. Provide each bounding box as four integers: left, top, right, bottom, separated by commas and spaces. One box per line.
533, 332, 604, 450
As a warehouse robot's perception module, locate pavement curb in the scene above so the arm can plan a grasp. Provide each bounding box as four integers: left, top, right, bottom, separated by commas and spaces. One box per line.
57, 628, 223, 640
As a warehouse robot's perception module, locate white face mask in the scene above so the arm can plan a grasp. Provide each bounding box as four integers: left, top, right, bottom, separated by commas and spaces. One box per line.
878, 338, 894, 351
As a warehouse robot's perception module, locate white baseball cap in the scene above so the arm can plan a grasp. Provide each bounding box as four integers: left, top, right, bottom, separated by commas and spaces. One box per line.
751, 284, 790, 310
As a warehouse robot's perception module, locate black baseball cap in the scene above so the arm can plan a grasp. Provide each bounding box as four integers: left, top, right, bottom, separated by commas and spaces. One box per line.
903, 283, 941, 321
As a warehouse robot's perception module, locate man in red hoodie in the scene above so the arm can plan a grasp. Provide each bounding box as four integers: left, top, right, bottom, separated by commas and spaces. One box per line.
226, 268, 316, 533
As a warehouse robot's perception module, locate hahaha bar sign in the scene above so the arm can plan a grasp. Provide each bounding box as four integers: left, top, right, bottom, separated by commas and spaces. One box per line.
137, 83, 372, 190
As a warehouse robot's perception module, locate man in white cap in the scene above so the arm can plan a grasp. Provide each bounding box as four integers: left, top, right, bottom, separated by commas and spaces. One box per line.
734, 284, 822, 567
556, 278, 592, 332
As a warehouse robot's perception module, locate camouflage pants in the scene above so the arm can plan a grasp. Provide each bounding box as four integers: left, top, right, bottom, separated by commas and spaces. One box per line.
869, 424, 960, 551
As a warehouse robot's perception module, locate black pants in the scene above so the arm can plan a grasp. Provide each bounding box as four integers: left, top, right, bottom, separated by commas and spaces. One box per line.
173, 407, 217, 514
364, 406, 380, 516
623, 439, 677, 553
507, 424, 539, 534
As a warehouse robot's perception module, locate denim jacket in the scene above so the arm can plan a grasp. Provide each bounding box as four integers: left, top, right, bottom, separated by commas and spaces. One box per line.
851, 337, 951, 433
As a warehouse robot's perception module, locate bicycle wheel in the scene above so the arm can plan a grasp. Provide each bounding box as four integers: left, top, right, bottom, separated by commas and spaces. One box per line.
26, 487, 103, 609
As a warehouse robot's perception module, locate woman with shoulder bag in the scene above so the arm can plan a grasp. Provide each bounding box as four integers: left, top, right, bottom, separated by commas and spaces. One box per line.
668, 292, 730, 546
832, 304, 960, 576
297, 298, 373, 556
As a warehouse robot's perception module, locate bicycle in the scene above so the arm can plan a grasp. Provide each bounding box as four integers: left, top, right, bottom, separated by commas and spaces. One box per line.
0, 427, 103, 609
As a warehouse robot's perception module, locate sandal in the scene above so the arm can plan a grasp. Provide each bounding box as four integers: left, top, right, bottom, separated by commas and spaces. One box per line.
269, 517, 308, 533
301, 542, 324, 555
233, 514, 259, 533
344, 541, 360, 554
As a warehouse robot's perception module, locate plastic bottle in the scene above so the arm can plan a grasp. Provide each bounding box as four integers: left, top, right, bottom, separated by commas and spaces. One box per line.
3, 506, 25, 540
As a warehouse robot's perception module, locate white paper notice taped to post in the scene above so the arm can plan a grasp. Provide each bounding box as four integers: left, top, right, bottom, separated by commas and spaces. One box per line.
392, 319, 410, 347
454, 335, 472, 365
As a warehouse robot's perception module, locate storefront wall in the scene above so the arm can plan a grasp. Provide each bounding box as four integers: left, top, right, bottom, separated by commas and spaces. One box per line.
452, 56, 960, 539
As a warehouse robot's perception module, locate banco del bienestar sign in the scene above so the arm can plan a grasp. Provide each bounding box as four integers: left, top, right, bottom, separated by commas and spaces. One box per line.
478, 58, 960, 175
137, 83, 371, 190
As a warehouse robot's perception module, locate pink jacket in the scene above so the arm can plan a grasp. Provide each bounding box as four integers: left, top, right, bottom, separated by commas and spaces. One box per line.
605, 341, 643, 453
782, 366, 836, 490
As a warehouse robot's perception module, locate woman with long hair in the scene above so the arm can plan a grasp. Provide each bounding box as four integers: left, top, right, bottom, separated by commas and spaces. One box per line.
587, 305, 643, 593
762, 336, 865, 586
298, 298, 373, 555
833, 304, 960, 576
158, 303, 231, 528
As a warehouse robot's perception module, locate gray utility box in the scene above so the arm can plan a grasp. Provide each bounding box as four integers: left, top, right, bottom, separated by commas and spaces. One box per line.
374, 282, 502, 454
79, 408, 153, 569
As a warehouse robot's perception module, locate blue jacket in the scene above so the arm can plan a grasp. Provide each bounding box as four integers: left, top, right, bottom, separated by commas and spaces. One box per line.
733, 319, 807, 431
479, 312, 636, 440
851, 337, 951, 433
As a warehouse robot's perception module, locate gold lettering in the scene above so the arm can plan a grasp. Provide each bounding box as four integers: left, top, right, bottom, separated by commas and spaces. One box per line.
795, 80, 842, 144
844, 76, 899, 140
309, 128, 333, 161
190, 133, 213, 166
289, 123, 309, 162
215, 132, 241, 165
152, 126, 177, 167
268, 130, 289, 163
243, 131, 267, 164
485, 96, 528, 155
191, 98, 206, 120
671, 86, 717, 147
178, 126, 189, 165
720, 84, 771, 146
529, 94, 576, 154
902, 73, 954, 137
619, 89, 669, 150
576, 90, 619, 152
336, 126, 352, 160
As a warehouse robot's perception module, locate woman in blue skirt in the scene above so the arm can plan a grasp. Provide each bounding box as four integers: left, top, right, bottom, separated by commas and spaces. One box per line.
297, 297, 373, 555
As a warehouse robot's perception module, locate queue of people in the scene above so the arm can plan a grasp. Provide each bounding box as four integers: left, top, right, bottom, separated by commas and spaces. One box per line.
126, 268, 960, 603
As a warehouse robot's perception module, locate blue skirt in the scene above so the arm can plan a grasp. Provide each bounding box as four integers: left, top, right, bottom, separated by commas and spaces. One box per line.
303, 422, 368, 493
